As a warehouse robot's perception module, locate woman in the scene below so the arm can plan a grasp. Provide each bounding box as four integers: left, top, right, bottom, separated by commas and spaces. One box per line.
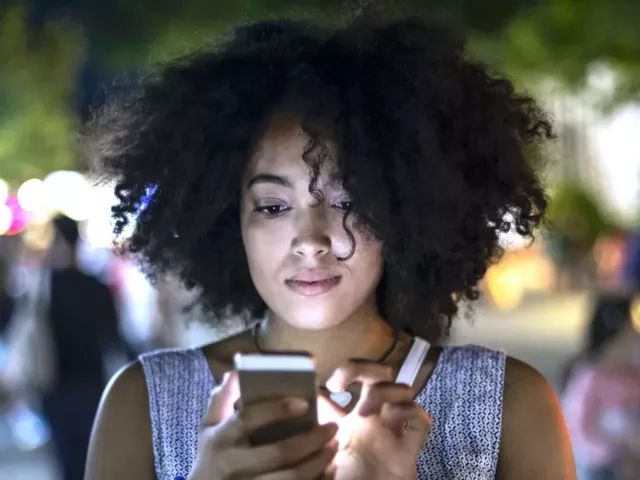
85, 17, 575, 480
563, 294, 640, 480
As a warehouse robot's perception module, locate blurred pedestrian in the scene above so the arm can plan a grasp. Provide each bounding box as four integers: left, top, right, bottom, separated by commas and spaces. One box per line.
563, 294, 640, 480
0, 257, 13, 333
2, 214, 123, 479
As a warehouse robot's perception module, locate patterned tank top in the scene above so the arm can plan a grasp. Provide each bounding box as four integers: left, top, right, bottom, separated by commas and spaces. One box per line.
140, 344, 505, 479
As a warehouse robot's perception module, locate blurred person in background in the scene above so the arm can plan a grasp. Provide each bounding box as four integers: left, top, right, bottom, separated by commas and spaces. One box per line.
2, 214, 123, 479
85, 16, 575, 480
0, 253, 14, 333
593, 232, 629, 291
563, 294, 640, 480
0, 234, 29, 302
42, 214, 123, 480
0, 235, 25, 403
0, 251, 13, 408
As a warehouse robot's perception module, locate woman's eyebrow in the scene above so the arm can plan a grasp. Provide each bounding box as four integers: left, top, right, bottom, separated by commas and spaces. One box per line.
246, 173, 293, 190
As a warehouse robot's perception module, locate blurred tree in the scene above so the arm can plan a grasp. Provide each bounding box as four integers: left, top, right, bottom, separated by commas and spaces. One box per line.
2, 0, 640, 183
545, 182, 621, 289
0, 5, 84, 184
546, 183, 618, 259
29, 0, 538, 64
36, 0, 638, 102
476, 0, 640, 104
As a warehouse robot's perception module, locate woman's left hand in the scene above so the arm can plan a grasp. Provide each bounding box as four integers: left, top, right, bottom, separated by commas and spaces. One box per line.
318, 362, 431, 480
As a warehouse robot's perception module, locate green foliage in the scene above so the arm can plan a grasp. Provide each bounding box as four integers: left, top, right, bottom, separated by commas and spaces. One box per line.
495, 0, 640, 103
546, 183, 618, 255
80, 0, 640, 103
82, 0, 537, 66
0, 6, 84, 185
1, 0, 640, 184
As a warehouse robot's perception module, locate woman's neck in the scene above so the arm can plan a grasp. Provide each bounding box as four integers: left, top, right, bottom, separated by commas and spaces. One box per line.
257, 309, 396, 383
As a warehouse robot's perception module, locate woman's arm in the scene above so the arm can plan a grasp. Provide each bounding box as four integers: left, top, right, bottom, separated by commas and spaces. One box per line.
497, 357, 576, 480
85, 361, 156, 480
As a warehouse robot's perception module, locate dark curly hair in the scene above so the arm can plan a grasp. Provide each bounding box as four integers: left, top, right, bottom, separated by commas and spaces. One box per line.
86, 17, 551, 342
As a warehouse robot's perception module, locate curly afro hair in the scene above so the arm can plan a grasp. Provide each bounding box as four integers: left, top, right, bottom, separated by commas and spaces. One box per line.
86, 17, 551, 342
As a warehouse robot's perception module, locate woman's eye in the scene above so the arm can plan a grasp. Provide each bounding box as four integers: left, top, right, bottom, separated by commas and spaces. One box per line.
255, 205, 290, 216
332, 201, 353, 211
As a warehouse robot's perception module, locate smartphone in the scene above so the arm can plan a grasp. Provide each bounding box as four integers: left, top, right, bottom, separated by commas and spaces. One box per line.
234, 352, 318, 445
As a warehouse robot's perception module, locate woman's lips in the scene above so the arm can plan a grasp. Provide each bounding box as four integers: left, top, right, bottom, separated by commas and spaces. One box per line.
285, 276, 342, 296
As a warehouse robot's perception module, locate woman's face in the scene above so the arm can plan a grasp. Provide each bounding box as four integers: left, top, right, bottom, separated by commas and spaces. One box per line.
240, 117, 383, 330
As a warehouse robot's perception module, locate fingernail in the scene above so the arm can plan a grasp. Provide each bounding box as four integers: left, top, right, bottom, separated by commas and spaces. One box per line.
286, 398, 309, 413
325, 374, 343, 392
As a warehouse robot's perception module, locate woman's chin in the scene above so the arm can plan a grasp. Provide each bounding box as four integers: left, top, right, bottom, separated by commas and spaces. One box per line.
284, 312, 349, 332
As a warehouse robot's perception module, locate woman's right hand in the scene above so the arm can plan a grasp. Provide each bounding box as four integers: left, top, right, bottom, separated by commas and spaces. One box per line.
188, 372, 339, 480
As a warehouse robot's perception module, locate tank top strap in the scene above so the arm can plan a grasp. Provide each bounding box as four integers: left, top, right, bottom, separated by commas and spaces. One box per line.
139, 348, 215, 480
414, 345, 506, 479
396, 336, 430, 386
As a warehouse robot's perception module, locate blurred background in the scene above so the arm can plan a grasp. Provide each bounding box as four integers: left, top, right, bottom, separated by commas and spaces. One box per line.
1, 0, 639, 478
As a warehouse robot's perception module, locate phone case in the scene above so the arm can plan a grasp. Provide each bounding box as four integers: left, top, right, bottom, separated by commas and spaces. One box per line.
237, 358, 318, 445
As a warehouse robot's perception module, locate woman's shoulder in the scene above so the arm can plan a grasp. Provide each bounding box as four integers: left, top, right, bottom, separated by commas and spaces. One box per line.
91, 360, 151, 440
497, 356, 576, 478
502, 355, 554, 401
99, 359, 150, 415
88, 349, 219, 479
500, 355, 564, 428
86, 360, 156, 479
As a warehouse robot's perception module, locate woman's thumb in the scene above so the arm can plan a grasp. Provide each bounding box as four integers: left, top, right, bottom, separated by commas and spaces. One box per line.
203, 371, 240, 427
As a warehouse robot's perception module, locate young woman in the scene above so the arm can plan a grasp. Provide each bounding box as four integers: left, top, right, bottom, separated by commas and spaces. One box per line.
563, 294, 640, 480
85, 17, 575, 480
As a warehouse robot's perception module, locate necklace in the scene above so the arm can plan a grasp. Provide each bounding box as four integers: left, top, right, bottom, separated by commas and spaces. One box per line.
251, 322, 399, 407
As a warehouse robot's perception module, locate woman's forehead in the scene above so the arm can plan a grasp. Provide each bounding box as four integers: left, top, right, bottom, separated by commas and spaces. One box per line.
245, 116, 340, 187
248, 118, 307, 172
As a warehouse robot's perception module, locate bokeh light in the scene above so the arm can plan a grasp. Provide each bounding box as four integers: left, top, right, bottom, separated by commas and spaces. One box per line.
4, 195, 30, 236
17, 178, 46, 212
43, 170, 92, 221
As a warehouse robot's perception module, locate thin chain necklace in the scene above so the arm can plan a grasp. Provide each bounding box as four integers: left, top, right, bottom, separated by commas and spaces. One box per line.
251, 321, 399, 363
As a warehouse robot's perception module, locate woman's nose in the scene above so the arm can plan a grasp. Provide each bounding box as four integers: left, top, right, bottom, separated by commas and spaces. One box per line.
292, 232, 331, 258
291, 209, 332, 258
